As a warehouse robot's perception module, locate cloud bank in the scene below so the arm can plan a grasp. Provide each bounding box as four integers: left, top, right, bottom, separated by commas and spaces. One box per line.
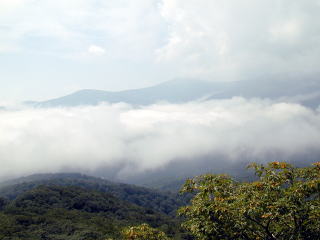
0, 0, 164, 59
1, 99, 320, 180
1, 0, 319, 82
157, 0, 320, 79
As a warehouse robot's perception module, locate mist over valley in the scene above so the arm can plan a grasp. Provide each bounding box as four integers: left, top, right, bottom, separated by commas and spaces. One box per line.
1, 77, 320, 185
1, 1, 320, 238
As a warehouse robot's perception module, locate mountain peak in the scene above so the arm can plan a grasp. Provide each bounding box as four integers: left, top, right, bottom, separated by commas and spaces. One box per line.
25, 77, 320, 108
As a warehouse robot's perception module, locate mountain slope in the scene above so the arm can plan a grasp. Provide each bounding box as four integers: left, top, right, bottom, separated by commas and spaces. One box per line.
0, 185, 186, 240
31, 79, 227, 107
28, 77, 320, 108
205, 76, 320, 108
0, 173, 188, 216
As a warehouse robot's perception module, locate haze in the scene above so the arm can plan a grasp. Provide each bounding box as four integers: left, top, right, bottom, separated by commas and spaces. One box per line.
1, 0, 320, 182
1, 0, 320, 102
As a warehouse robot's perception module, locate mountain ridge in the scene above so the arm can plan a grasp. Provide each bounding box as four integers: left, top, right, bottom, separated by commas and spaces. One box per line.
29, 78, 223, 107
0, 172, 189, 216
0, 184, 186, 239
26, 77, 320, 108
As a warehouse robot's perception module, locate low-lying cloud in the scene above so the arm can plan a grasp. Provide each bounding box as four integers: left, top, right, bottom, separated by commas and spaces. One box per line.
1, 99, 320, 181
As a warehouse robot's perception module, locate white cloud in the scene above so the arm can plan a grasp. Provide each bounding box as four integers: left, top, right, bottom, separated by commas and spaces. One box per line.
0, 0, 30, 13
1, 0, 320, 82
269, 20, 301, 42
88, 45, 105, 56
157, 0, 320, 80
0, 100, 320, 180
0, 0, 164, 59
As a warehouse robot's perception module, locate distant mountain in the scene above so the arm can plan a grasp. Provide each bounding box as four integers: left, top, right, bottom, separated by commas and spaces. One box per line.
27, 76, 320, 108
29, 79, 225, 107
205, 76, 320, 108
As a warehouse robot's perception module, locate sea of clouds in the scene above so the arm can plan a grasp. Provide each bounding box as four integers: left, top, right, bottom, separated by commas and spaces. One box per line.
1, 98, 320, 180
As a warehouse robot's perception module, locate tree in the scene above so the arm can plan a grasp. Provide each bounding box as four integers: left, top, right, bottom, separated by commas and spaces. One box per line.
0, 197, 8, 210
121, 223, 171, 240
179, 162, 320, 240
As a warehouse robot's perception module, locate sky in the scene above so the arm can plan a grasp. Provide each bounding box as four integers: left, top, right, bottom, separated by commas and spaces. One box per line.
1, 0, 320, 103
1, 1, 320, 181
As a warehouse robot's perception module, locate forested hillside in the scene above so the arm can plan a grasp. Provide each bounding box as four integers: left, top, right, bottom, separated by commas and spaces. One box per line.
0, 162, 318, 240
0, 173, 189, 216
0, 185, 189, 240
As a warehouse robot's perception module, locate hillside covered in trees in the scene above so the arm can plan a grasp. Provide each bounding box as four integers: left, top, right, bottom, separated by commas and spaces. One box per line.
0, 173, 189, 216
0, 162, 319, 240
0, 184, 190, 239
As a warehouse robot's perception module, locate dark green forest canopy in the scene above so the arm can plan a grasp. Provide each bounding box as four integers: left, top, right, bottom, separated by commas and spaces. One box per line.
0, 173, 189, 216
0, 162, 319, 240
0, 185, 188, 240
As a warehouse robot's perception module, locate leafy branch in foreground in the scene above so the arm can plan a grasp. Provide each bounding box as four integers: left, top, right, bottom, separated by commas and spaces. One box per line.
106, 223, 171, 240
179, 162, 320, 240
